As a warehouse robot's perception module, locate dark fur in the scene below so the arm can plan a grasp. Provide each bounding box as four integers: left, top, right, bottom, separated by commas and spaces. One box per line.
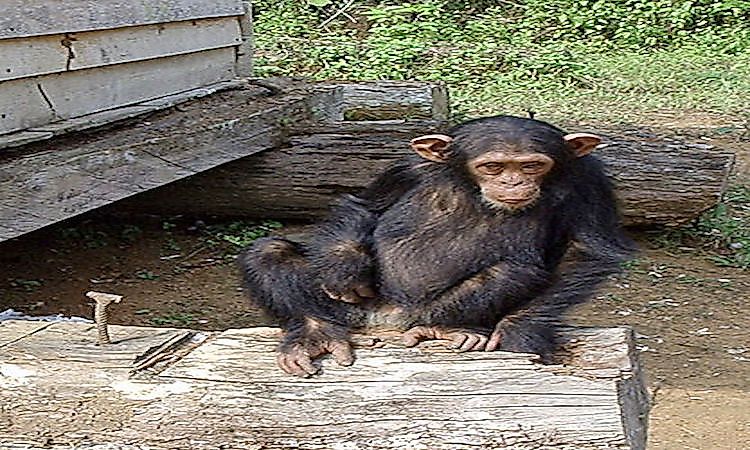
240, 115, 634, 363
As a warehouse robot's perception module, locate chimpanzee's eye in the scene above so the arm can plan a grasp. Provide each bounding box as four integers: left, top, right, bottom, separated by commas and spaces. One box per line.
479, 162, 504, 174
521, 162, 545, 172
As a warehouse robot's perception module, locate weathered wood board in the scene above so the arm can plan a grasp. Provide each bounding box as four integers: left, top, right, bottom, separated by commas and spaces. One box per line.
0, 0, 244, 39
0, 47, 236, 134
0, 87, 313, 242
0, 17, 242, 82
0, 321, 649, 449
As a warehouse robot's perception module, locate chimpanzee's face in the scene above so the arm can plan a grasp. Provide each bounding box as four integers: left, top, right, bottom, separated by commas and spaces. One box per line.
409, 120, 602, 214
467, 150, 554, 211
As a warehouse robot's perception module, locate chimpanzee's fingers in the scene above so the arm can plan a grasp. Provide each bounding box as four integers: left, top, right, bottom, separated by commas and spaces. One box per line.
339, 291, 362, 303
485, 331, 502, 352
457, 334, 480, 352
297, 354, 318, 376
448, 333, 469, 350
354, 284, 376, 299
329, 341, 355, 367
472, 334, 489, 351
401, 326, 430, 347
321, 285, 340, 300
277, 353, 310, 377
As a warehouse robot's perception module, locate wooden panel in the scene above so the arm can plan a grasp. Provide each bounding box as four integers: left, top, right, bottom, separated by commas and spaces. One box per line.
0, 77, 56, 135
42, 47, 236, 121
0, 18, 242, 82
0, 47, 235, 134
0, 0, 244, 39
0, 35, 68, 82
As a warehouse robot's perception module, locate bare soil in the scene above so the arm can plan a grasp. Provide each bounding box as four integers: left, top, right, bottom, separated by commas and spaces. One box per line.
0, 132, 748, 449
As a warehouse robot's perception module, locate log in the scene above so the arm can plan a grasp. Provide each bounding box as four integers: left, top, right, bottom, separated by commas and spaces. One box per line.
130, 121, 735, 227
0, 320, 649, 449
0, 85, 316, 242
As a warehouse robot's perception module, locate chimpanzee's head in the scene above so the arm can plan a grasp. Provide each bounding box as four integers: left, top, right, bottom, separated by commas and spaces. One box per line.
410, 116, 601, 211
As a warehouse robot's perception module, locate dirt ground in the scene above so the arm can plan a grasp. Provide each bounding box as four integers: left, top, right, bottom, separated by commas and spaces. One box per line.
0, 132, 748, 449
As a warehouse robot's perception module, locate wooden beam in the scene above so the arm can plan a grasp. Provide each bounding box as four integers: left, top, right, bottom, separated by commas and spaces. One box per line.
234, 2, 254, 77
0, 322, 648, 449
0, 47, 236, 134
0, 89, 313, 242
0, 17, 242, 82
0, 0, 244, 40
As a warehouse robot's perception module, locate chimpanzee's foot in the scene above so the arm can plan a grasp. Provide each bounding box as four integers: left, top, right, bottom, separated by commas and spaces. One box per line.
277, 318, 354, 377
401, 325, 491, 352
485, 318, 555, 361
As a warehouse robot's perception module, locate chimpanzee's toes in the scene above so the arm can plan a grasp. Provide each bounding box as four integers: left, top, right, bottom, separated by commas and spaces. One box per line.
277, 347, 318, 377
328, 341, 355, 366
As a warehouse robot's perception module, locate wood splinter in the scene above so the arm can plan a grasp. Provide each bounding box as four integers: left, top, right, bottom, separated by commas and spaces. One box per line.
86, 291, 123, 345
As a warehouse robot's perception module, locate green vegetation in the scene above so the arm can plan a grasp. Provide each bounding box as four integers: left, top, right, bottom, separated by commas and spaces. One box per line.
150, 313, 195, 327
9, 279, 43, 292
203, 220, 284, 252
254, 0, 750, 124
651, 186, 750, 268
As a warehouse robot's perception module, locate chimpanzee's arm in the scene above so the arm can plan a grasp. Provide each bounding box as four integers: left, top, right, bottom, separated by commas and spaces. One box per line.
417, 259, 553, 327
487, 163, 636, 357
309, 162, 421, 302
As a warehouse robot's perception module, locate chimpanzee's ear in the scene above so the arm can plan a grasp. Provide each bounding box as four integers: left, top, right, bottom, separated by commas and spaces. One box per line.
563, 133, 602, 157
410, 134, 454, 163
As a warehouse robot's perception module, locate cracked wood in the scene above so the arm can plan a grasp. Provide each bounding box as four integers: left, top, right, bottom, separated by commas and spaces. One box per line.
0, 323, 648, 449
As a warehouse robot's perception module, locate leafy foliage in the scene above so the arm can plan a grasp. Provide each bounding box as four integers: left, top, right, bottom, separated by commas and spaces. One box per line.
253, 1, 750, 123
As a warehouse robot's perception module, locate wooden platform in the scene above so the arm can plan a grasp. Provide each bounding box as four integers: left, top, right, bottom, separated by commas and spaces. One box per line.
0, 320, 649, 449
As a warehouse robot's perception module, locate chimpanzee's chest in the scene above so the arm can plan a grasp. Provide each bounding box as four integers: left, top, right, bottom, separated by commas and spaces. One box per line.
371, 190, 547, 303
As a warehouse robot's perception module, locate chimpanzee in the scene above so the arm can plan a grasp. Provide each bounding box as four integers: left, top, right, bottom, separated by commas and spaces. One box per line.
240, 115, 634, 377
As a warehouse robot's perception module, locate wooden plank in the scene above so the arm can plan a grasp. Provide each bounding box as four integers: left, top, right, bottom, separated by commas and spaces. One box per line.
0, 0, 244, 40
0, 35, 68, 82
235, 2, 254, 77
0, 47, 235, 134
0, 321, 51, 348
0, 89, 310, 242
151, 123, 734, 226
335, 81, 449, 121
40, 47, 237, 122
0, 77, 57, 135
0, 323, 647, 449
0, 130, 54, 149
0, 17, 242, 82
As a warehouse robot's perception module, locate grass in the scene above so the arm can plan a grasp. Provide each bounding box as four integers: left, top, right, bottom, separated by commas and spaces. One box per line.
254, 1, 750, 126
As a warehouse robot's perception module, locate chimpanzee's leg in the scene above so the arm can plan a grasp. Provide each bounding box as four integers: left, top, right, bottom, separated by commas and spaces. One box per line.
239, 237, 366, 377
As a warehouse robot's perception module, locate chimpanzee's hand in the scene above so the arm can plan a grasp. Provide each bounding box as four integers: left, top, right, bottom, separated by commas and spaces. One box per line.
401, 325, 491, 352
277, 322, 355, 377
320, 279, 376, 304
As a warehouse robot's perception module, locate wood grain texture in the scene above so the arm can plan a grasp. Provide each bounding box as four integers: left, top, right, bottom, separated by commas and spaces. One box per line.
335, 81, 449, 121
0, 77, 57, 135
0, 34, 68, 82
0, 47, 236, 135
0, 322, 648, 449
0, 0, 244, 39
1, 17, 242, 82
0, 89, 312, 242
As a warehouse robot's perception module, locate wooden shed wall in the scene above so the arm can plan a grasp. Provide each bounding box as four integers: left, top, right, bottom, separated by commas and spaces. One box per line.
0, 0, 248, 136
